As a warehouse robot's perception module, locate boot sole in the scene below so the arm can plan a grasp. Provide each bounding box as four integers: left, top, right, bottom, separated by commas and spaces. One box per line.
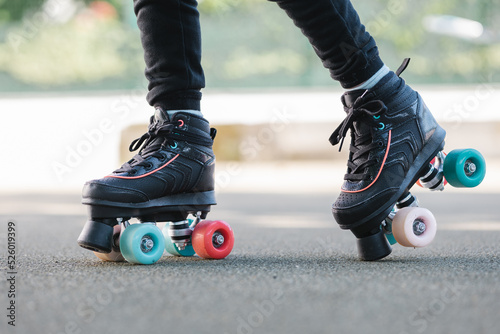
82, 191, 216, 221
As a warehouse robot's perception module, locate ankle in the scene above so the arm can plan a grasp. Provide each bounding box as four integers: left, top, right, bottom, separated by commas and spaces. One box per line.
345, 65, 390, 92
163, 109, 204, 119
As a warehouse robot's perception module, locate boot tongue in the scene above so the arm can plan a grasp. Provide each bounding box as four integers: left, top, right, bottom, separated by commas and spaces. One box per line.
341, 91, 372, 141
153, 107, 170, 123
352, 118, 371, 138
341, 89, 365, 109
341, 91, 375, 177
141, 107, 171, 154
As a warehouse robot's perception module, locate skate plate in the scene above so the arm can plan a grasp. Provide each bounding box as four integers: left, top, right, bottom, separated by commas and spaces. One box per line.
357, 147, 485, 261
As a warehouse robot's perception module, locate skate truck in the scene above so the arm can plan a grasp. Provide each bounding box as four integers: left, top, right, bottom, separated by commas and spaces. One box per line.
358, 148, 486, 261
77, 202, 234, 265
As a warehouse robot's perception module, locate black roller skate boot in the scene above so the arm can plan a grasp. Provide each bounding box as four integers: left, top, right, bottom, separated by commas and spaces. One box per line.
329, 60, 446, 261
77, 107, 224, 264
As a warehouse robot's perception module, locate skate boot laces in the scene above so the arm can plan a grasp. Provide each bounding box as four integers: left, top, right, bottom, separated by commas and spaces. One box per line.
115, 114, 213, 174
329, 91, 388, 182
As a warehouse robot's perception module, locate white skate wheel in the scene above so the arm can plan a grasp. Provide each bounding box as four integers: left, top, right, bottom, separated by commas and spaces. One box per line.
392, 207, 436, 247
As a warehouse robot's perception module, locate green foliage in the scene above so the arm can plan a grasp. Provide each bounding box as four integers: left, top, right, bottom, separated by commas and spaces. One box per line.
0, 19, 141, 86
0, 0, 499, 92
198, 0, 260, 14
0, 0, 45, 22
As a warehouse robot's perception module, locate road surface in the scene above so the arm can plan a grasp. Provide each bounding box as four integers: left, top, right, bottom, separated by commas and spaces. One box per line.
0, 190, 499, 334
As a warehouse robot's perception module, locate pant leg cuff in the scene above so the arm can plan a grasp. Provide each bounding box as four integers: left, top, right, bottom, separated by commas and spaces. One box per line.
148, 89, 202, 111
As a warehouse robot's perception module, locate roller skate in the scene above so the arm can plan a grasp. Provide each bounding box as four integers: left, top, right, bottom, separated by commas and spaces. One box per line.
329, 59, 486, 261
77, 108, 234, 264
381, 149, 485, 254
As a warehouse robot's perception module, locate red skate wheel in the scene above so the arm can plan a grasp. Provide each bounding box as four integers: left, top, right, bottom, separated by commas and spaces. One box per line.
192, 220, 234, 259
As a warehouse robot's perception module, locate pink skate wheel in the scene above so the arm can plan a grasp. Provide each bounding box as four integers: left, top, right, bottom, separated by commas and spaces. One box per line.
192, 220, 234, 259
94, 225, 125, 262
392, 207, 437, 248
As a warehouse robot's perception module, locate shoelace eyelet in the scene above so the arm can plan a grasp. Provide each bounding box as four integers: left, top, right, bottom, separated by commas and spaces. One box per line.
129, 170, 137, 176
373, 115, 381, 120
170, 142, 178, 149
177, 119, 185, 127
377, 123, 385, 130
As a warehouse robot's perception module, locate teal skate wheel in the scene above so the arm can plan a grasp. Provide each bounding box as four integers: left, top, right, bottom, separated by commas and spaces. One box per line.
162, 222, 195, 257
443, 149, 486, 187
120, 224, 165, 265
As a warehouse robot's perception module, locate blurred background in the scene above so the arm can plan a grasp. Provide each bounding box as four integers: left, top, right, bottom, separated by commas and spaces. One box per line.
0, 0, 499, 192
2, 0, 500, 91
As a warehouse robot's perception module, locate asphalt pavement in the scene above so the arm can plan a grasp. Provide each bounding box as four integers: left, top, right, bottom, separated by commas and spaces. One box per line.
0, 186, 499, 334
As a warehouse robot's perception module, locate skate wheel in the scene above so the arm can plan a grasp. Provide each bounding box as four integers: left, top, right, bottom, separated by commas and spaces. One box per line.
94, 225, 125, 262
443, 149, 486, 187
385, 232, 397, 245
392, 207, 437, 247
192, 220, 234, 259
119, 224, 165, 265
162, 223, 195, 257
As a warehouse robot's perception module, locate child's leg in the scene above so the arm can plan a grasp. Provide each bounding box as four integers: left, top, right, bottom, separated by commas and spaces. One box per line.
271, 0, 384, 89
272, 0, 446, 260
134, 0, 205, 111
78, 0, 216, 255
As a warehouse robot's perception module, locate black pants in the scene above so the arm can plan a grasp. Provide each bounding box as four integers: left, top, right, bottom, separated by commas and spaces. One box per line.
133, 0, 384, 111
